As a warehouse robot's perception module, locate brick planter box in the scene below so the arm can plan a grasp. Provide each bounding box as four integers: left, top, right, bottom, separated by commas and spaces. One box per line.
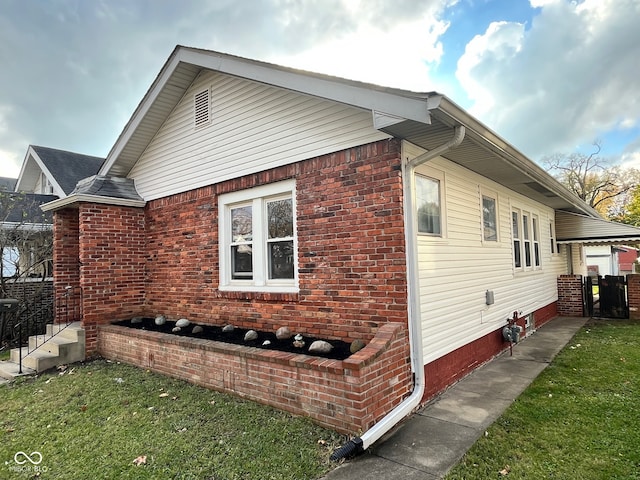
98, 321, 411, 434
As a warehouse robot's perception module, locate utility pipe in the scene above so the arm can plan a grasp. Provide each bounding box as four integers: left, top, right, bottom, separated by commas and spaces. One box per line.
331, 125, 466, 460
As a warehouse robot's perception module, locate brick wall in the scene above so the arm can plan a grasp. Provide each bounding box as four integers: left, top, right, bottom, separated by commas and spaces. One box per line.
557, 275, 584, 317
98, 321, 411, 434
78, 204, 146, 352
142, 139, 408, 342
627, 274, 640, 320
53, 208, 81, 320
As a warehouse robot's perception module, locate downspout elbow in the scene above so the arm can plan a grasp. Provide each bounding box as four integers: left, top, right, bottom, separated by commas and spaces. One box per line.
409, 125, 466, 169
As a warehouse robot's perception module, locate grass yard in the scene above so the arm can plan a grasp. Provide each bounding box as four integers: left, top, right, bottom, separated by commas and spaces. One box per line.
0, 359, 343, 480
445, 320, 640, 480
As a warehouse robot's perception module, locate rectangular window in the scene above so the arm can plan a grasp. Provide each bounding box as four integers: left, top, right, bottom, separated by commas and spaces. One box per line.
533, 215, 540, 267
549, 220, 557, 255
416, 174, 441, 235
219, 180, 297, 292
512, 210, 521, 268
482, 194, 498, 241
523, 213, 532, 267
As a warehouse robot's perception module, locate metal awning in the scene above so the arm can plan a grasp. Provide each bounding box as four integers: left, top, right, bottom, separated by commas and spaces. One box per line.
556, 211, 640, 245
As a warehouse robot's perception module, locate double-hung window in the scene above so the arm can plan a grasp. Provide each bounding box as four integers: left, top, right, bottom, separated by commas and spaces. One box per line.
512, 210, 522, 268
219, 180, 297, 292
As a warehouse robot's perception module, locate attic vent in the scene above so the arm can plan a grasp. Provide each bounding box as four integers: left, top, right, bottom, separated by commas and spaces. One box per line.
194, 88, 210, 128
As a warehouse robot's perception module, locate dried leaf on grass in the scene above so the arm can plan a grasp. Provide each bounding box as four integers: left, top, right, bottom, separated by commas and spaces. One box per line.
133, 455, 147, 466
499, 464, 511, 476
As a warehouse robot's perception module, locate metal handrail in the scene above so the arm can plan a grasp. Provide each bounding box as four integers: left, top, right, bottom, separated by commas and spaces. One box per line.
12, 286, 80, 374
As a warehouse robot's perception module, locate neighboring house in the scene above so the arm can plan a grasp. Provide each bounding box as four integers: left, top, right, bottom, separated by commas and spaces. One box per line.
41, 46, 640, 446
0, 192, 56, 278
585, 245, 639, 276
1, 146, 104, 279
15, 145, 104, 197
0, 177, 16, 192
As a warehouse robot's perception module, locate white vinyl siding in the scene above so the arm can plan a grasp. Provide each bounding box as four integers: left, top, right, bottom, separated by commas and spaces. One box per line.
128, 70, 389, 200
405, 142, 570, 364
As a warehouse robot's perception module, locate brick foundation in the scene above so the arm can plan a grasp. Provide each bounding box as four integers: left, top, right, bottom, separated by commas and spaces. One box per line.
422, 303, 558, 401
98, 321, 412, 434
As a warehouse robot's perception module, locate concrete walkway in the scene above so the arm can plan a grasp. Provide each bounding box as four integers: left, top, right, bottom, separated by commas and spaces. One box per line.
322, 316, 588, 480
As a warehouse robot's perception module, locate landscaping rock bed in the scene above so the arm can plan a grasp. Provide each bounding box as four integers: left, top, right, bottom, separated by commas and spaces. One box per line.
113, 317, 354, 360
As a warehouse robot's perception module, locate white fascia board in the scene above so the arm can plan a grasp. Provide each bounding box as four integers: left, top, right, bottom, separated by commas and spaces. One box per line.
99, 53, 185, 175
100, 47, 442, 176
40, 194, 146, 212
179, 48, 438, 124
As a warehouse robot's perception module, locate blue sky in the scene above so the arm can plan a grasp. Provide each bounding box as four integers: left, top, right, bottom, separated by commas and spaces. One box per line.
1, 0, 639, 178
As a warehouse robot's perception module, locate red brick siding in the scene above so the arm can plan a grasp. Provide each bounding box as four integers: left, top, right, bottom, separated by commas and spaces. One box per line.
143, 139, 408, 342
557, 275, 584, 317
422, 303, 557, 401
627, 274, 640, 320
98, 321, 411, 434
53, 209, 81, 323
78, 204, 146, 352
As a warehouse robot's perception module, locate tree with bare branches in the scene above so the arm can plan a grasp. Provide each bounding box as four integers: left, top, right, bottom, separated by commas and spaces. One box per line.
542, 142, 640, 216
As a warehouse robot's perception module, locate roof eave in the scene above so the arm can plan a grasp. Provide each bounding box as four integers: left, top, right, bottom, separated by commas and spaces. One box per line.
433, 98, 599, 217
41, 194, 146, 212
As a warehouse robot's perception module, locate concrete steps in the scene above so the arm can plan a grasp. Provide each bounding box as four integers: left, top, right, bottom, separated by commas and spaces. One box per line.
0, 322, 85, 381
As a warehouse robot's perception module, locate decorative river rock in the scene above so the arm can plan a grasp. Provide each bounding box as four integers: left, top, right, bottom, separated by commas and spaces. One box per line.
244, 330, 258, 342
176, 318, 190, 328
154, 315, 166, 326
308, 340, 333, 354
275, 326, 292, 340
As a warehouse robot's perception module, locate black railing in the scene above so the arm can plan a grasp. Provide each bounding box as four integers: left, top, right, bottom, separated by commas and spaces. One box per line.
2, 285, 81, 374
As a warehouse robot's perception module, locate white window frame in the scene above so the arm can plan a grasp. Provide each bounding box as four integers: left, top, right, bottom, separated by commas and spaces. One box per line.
415, 167, 446, 238
512, 208, 522, 269
512, 206, 542, 272
481, 188, 499, 243
532, 214, 541, 267
549, 218, 558, 255
218, 179, 298, 293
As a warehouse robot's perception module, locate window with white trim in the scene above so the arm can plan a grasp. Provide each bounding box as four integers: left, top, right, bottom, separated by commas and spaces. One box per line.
549, 219, 557, 255
416, 172, 444, 236
481, 192, 498, 242
512, 210, 522, 268
512, 207, 542, 271
219, 180, 297, 292
523, 212, 532, 267
532, 214, 540, 267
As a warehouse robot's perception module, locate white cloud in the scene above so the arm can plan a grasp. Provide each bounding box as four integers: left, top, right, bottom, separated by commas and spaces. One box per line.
456, 0, 640, 159
271, 15, 450, 92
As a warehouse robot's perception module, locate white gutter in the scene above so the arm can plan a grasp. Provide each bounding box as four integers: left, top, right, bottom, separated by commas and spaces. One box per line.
331, 125, 466, 459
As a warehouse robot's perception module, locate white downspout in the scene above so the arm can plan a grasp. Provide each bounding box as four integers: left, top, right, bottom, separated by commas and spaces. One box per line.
331, 125, 466, 459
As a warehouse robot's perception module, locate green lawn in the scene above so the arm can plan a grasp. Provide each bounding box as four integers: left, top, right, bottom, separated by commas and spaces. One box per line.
445, 320, 640, 480
0, 359, 343, 480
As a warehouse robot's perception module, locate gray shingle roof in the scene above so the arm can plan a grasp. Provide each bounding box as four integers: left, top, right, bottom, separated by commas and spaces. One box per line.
32, 146, 104, 195
1, 192, 56, 224
70, 175, 143, 201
